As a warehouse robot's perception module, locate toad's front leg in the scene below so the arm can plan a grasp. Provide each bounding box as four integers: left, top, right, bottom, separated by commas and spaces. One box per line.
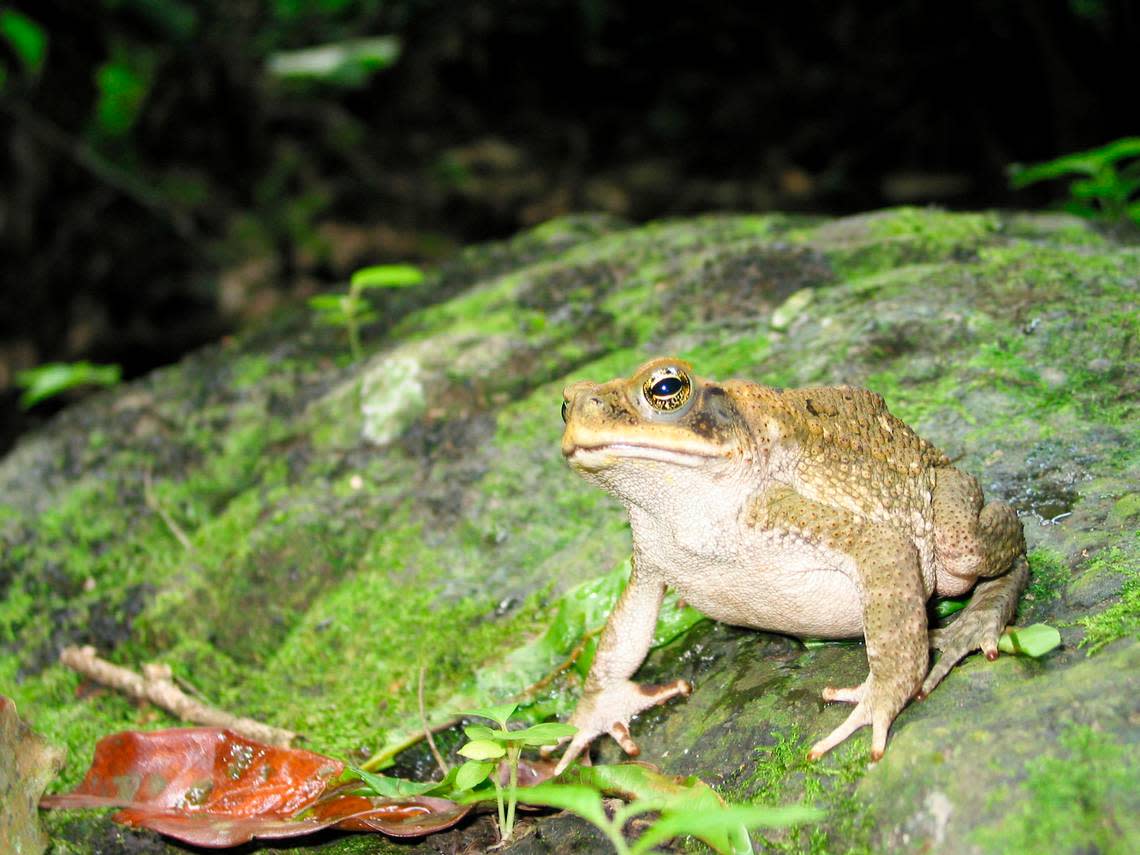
546, 559, 691, 775
809, 524, 929, 761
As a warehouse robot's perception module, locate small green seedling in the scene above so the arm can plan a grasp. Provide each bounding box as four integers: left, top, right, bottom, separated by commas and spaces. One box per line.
1010, 137, 1140, 226
15, 361, 122, 408
309, 263, 424, 360
499, 764, 822, 855
454, 703, 575, 842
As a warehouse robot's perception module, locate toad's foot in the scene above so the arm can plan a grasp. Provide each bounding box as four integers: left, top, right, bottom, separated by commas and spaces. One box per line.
920, 555, 1029, 699
810, 673, 911, 763
543, 678, 691, 775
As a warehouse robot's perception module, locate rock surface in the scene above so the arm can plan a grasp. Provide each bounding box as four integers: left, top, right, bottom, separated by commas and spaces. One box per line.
1, 208, 1137, 853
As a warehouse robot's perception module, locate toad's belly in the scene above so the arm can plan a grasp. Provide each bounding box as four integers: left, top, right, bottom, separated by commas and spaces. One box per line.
667, 562, 865, 639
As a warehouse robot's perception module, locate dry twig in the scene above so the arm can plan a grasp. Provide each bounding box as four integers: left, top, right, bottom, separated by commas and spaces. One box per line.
419, 666, 449, 776
59, 645, 296, 747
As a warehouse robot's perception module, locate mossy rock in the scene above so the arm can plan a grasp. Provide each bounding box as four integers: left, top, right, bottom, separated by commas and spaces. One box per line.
2, 208, 1137, 853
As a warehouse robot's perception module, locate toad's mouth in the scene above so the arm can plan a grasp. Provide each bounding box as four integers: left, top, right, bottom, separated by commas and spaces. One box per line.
564, 441, 716, 470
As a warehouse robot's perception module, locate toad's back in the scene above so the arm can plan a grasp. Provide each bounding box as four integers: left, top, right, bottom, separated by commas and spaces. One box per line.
728, 381, 951, 523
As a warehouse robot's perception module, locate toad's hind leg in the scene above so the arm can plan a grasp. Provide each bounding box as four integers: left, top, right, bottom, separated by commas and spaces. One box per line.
923, 468, 1028, 697
810, 526, 929, 762
933, 468, 1024, 592
921, 555, 1028, 697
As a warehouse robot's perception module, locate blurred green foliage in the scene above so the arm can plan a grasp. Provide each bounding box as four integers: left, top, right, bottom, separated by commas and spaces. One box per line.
15, 362, 122, 409
94, 44, 154, 137
1011, 138, 1140, 226
267, 36, 400, 86
0, 8, 47, 80
0, 0, 409, 402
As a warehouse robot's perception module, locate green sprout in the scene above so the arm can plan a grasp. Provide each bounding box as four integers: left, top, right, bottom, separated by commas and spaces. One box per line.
15, 361, 122, 408
309, 263, 424, 360
454, 703, 575, 843
1010, 137, 1140, 226
348, 699, 820, 852
477, 763, 822, 855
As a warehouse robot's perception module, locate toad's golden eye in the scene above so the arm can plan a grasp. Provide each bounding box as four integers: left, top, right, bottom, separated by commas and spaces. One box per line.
643, 366, 692, 412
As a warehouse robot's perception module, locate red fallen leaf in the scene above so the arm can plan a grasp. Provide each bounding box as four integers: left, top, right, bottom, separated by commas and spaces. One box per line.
40, 728, 472, 847
111, 811, 352, 847
40, 728, 341, 816
308, 794, 472, 836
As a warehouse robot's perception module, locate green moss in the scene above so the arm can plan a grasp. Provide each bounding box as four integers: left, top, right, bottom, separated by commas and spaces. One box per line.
393, 270, 529, 341
972, 724, 1140, 855
1075, 545, 1140, 654
227, 353, 274, 389
225, 524, 552, 756
728, 726, 873, 855
680, 332, 773, 379
869, 208, 1000, 243
1025, 547, 1071, 606
1111, 492, 1140, 524
999, 212, 1108, 247
809, 208, 1001, 282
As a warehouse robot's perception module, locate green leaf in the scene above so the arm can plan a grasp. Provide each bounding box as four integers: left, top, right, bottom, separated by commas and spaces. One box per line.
1009, 138, 1140, 188
514, 783, 610, 828
308, 294, 347, 310
500, 722, 577, 746
0, 10, 47, 78
348, 767, 440, 798
458, 703, 517, 727
471, 554, 707, 705
351, 264, 425, 289
454, 760, 494, 791
998, 624, 1061, 658
631, 804, 825, 855
934, 597, 968, 618
16, 362, 122, 409
463, 725, 498, 742
562, 763, 697, 806
458, 739, 506, 760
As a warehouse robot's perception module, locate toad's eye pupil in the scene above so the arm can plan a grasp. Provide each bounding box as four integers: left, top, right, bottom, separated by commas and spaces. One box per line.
643, 369, 691, 412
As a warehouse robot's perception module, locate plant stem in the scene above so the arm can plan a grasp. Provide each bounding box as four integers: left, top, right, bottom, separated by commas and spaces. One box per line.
494, 777, 506, 842
608, 828, 632, 855
418, 666, 449, 776
505, 745, 520, 838
346, 285, 363, 360
347, 319, 362, 361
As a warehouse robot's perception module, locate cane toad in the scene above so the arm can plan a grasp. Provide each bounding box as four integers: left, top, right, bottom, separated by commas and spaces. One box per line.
549, 357, 1026, 771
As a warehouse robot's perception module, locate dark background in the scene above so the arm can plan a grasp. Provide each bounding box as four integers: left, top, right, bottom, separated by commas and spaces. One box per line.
1, 0, 1136, 452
